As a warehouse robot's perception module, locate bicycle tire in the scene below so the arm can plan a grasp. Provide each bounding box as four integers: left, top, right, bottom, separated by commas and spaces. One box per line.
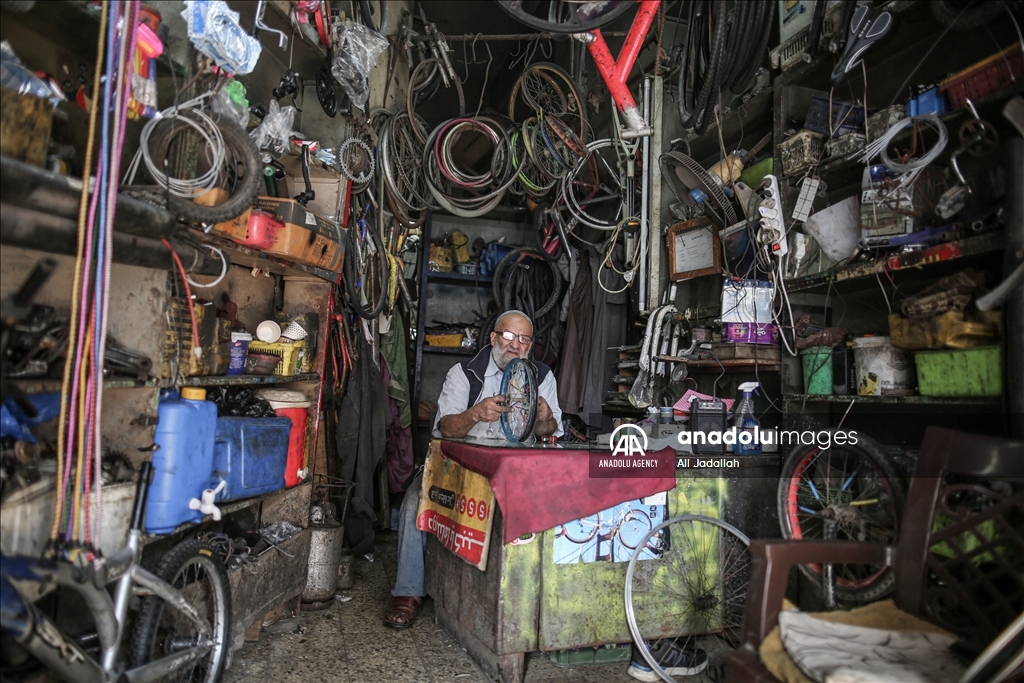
777, 433, 905, 602
491, 247, 563, 319
508, 62, 587, 142
497, 0, 636, 34
129, 539, 231, 683
407, 58, 465, 145
150, 118, 262, 224
344, 219, 390, 320
499, 357, 538, 442
617, 509, 653, 550
625, 515, 752, 683
561, 513, 601, 543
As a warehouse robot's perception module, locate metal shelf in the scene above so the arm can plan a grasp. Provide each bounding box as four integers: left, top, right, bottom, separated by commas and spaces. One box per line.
9, 377, 157, 395
423, 346, 477, 357
783, 393, 1000, 405
427, 271, 493, 288
164, 373, 319, 388
784, 232, 1004, 292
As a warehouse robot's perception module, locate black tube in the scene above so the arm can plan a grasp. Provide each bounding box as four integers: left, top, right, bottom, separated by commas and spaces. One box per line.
11, 257, 57, 309
131, 461, 152, 532
0, 203, 224, 274
0, 156, 178, 239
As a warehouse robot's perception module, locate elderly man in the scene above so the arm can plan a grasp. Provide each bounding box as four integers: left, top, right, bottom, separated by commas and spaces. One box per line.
384, 310, 562, 628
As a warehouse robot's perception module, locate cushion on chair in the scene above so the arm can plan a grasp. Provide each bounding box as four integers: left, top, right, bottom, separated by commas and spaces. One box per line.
758, 600, 955, 683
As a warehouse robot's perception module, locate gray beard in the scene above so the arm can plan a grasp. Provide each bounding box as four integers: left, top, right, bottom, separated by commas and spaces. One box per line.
491, 344, 509, 370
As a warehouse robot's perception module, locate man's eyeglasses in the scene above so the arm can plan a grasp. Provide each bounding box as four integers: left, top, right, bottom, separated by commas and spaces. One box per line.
496, 330, 532, 345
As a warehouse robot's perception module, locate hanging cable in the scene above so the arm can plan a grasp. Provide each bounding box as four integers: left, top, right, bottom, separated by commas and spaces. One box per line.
163, 239, 202, 360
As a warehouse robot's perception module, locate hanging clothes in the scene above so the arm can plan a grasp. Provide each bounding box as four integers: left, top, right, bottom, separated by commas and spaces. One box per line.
557, 251, 594, 414
336, 331, 390, 556
379, 310, 412, 428
581, 243, 628, 425
381, 361, 414, 494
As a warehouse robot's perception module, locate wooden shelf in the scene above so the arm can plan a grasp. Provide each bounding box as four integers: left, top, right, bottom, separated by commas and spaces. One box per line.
784, 232, 1005, 292
191, 230, 340, 284
783, 393, 1000, 405
164, 373, 319, 388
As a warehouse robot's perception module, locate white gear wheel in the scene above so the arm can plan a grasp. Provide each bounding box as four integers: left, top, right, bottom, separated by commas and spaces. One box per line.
340, 138, 375, 184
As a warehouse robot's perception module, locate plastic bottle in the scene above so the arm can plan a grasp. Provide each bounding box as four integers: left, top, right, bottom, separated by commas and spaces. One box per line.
733, 382, 762, 456
145, 387, 218, 534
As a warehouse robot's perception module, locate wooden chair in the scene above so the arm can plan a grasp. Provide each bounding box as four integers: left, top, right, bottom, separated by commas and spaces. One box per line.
727, 426, 1024, 682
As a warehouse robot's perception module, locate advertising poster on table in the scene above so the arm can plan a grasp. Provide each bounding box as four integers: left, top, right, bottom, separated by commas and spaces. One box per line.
415, 443, 496, 571
553, 492, 668, 564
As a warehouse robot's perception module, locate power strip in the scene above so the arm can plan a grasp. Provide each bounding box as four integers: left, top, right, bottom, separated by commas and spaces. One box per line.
757, 174, 789, 257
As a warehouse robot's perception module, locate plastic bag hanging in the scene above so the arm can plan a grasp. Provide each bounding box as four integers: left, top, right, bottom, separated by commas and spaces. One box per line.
250, 99, 295, 160
330, 20, 388, 110
181, 0, 262, 75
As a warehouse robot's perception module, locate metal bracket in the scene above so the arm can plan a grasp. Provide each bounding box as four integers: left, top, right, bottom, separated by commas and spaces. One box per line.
130, 414, 159, 427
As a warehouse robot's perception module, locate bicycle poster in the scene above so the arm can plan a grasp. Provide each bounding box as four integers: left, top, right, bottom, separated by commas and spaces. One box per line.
553, 492, 668, 564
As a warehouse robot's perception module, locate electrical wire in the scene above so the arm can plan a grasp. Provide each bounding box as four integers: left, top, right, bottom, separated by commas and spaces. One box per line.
860, 114, 949, 189
185, 245, 229, 288
163, 239, 202, 361
597, 218, 642, 294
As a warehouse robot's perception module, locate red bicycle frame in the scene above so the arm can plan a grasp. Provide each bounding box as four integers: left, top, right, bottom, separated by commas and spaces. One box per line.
578, 0, 660, 139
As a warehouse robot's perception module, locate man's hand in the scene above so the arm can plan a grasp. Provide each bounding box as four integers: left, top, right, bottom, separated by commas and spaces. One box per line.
533, 397, 558, 438
471, 396, 510, 423
536, 397, 553, 423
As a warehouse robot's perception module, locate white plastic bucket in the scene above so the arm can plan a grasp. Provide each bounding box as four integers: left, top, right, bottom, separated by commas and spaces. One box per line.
254, 389, 311, 410
851, 336, 916, 396
804, 196, 860, 263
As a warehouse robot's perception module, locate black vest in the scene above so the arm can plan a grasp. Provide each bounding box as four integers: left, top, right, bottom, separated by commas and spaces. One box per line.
460, 346, 552, 410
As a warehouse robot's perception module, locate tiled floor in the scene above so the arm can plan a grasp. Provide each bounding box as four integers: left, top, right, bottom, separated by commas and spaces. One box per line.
223, 529, 727, 683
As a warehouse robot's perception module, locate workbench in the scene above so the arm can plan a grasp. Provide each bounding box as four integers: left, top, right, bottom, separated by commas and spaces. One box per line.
422, 439, 780, 682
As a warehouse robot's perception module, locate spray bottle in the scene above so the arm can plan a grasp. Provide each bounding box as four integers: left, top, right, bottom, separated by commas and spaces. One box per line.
733, 382, 761, 455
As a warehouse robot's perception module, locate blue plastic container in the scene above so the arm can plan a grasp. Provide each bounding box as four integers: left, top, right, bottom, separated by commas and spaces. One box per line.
146, 388, 217, 534
212, 417, 291, 502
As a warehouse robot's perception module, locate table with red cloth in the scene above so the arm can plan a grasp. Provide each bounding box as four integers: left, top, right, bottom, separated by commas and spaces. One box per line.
438, 439, 678, 544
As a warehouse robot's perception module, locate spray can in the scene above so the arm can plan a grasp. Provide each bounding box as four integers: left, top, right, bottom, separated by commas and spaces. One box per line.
733, 382, 762, 455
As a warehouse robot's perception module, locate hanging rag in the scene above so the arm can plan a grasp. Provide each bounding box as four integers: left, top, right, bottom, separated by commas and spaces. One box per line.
381, 361, 414, 494
336, 331, 390, 556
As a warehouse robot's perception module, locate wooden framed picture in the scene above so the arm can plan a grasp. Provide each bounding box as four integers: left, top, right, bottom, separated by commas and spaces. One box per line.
667, 217, 722, 280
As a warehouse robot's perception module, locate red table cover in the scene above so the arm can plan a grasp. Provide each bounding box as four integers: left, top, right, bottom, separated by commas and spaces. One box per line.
440, 441, 677, 544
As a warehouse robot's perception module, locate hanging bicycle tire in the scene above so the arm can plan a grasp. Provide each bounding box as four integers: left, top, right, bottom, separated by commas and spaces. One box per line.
625, 515, 752, 683
508, 62, 588, 144
142, 115, 262, 224
344, 211, 390, 320
497, 0, 636, 34
491, 247, 563, 320
777, 433, 906, 602
129, 539, 231, 683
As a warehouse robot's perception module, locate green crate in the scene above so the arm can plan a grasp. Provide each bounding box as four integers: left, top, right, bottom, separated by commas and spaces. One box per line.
548, 643, 632, 667
914, 346, 1001, 397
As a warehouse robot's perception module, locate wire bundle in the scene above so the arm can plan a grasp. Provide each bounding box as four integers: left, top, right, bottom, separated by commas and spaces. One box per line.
859, 114, 949, 190
53, 0, 140, 557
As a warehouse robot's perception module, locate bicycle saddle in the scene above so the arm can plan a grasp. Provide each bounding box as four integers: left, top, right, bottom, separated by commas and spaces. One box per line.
830, 4, 898, 87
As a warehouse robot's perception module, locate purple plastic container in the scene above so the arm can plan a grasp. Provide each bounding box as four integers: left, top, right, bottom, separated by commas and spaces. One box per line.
722, 323, 779, 345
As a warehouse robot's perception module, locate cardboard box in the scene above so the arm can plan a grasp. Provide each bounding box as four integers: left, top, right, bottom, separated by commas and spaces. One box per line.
213, 197, 345, 272
281, 154, 345, 219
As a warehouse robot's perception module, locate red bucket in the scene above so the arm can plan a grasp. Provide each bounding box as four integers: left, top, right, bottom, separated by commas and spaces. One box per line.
254, 389, 310, 487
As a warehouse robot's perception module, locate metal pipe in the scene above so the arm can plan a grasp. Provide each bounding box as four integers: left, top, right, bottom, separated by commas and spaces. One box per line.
0, 203, 224, 275
0, 156, 179, 239
640, 77, 651, 311
407, 31, 627, 42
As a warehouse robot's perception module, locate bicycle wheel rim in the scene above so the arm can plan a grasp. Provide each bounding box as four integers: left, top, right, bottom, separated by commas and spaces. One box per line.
625, 515, 752, 683
781, 444, 900, 592
499, 358, 537, 442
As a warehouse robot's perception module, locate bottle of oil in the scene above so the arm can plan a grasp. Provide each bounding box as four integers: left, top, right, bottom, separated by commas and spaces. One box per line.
733, 382, 762, 455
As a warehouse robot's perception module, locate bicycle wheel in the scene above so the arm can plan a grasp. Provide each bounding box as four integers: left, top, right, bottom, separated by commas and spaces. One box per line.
625, 515, 752, 683
778, 434, 905, 602
497, 0, 636, 34
508, 62, 587, 142
617, 509, 653, 550
129, 539, 231, 683
499, 358, 538, 442
560, 513, 601, 543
